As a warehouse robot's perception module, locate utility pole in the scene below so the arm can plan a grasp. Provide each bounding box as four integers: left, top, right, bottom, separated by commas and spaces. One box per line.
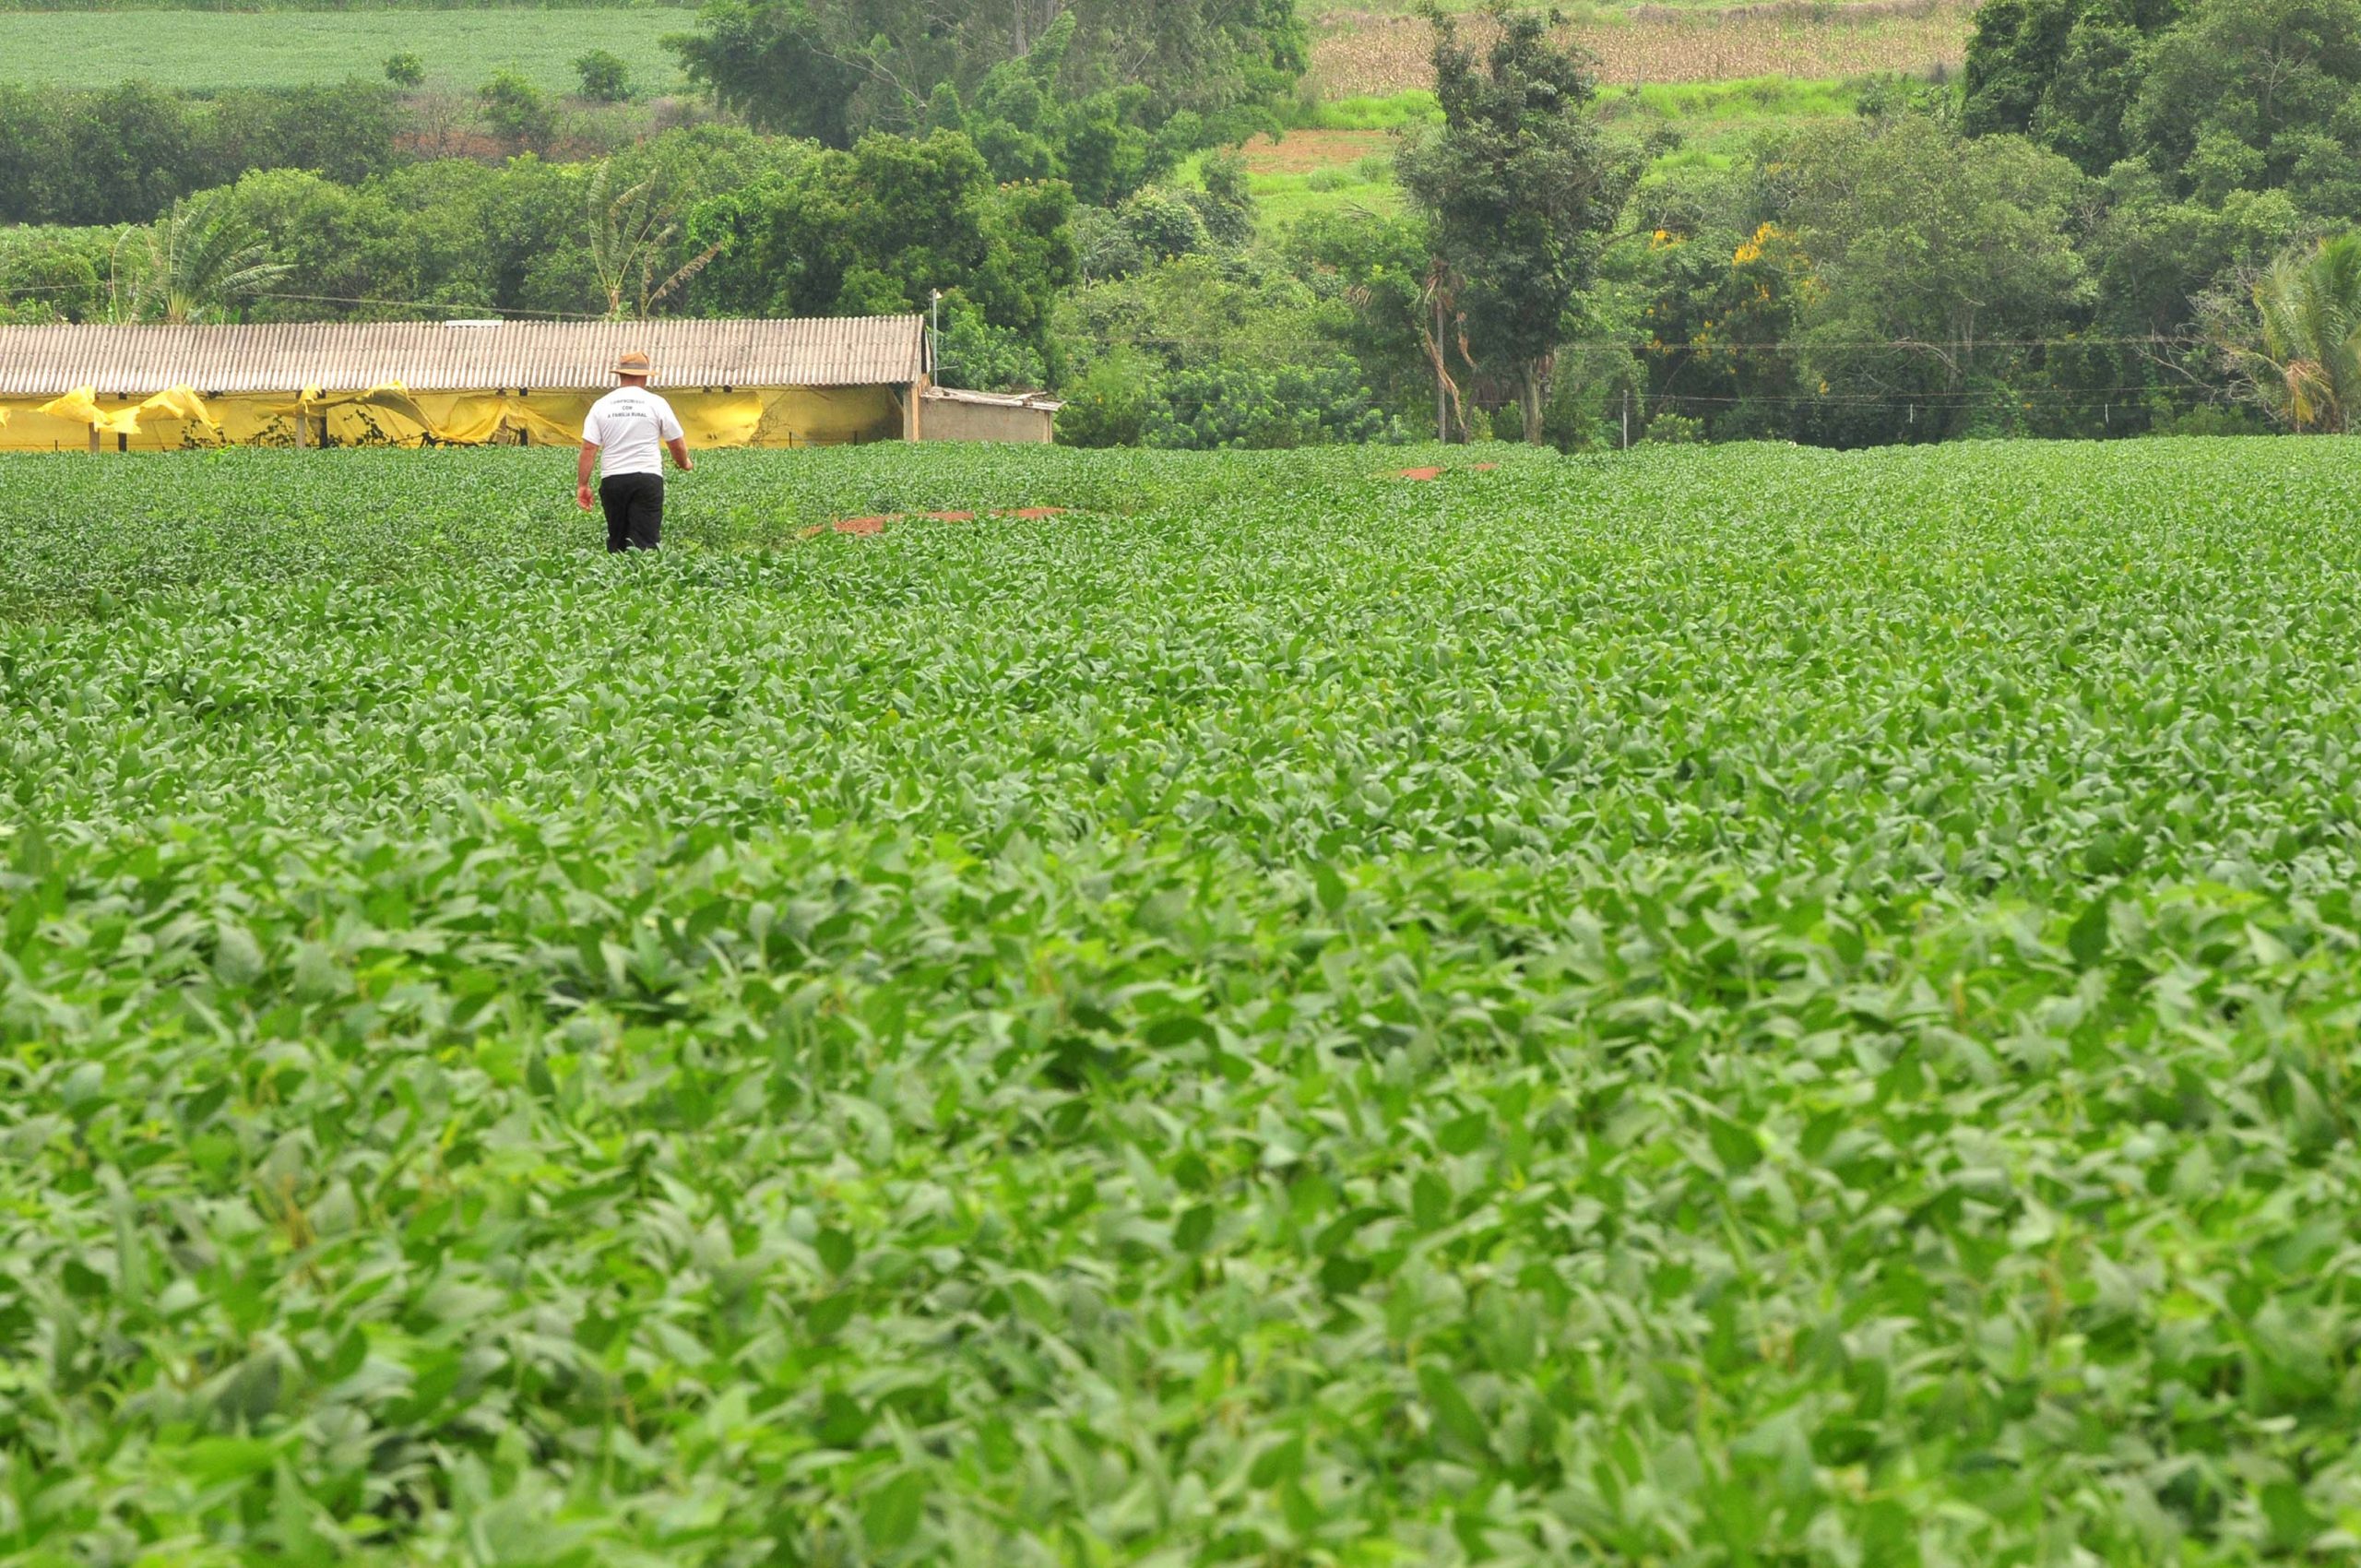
1621, 387, 1630, 450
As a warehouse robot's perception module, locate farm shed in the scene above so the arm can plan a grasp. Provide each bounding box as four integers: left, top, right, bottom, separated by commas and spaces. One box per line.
0, 316, 930, 453
919, 386, 1062, 444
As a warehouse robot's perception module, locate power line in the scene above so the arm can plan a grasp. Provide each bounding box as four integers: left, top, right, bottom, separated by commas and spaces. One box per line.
1642, 387, 2225, 410
1097, 329, 2209, 354
1643, 380, 2214, 401
0, 286, 2240, 414
1629, 334, 2204, 354
0, 289, 622, 319
1, 279, 2220, 356
257, 292, 609, 319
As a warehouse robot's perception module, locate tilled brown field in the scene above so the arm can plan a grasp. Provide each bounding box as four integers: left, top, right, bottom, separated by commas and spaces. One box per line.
1310, 0, 1974, 94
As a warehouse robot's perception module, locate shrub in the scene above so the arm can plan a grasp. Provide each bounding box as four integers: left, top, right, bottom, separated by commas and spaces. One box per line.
2151, 402, 2269, 438
1070, 206, 1146, 282
480, 70, 554, 151
575, 50, 634, 104
1055, 349, 1157, 446
1188, 148, 1256, 249
835, 265, 911, 316
933, 300, 1049, 392
1119, 187, 1208, 262
0, 80, 407, 229
1145, 354, 1402, 449
385, 52, 426, 89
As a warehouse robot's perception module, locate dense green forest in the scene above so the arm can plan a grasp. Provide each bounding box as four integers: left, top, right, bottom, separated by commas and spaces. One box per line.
4, 0, 2359, 445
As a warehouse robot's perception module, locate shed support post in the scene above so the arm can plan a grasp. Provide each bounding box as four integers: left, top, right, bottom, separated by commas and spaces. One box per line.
906, 379, 924, 442
292, 411, 307, 449
88, 424, 101, 457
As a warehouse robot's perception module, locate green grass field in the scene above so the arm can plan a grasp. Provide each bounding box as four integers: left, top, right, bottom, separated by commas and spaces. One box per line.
1216, 79, 1861, 232
1610, 75, 1867, 174
7, 438, 2361, 1562
0, 6, 686, 92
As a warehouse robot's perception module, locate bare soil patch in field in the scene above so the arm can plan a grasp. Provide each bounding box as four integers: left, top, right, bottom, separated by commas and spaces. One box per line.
1310, 0, 1973, 95
1240, 129, 1396, 173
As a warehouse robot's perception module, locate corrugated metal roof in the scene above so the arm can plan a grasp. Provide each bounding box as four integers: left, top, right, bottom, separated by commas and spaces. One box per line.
925, 386, 1064, 410
0, 316, 927, 397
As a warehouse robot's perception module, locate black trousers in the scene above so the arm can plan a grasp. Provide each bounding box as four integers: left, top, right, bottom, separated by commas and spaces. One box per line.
600, 473, 664, 552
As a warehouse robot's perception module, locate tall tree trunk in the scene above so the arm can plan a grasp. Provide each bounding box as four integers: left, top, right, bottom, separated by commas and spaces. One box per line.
1521, 353, 1552, 444
1436, 295, 1450, 442
1421, 266, 1468, 443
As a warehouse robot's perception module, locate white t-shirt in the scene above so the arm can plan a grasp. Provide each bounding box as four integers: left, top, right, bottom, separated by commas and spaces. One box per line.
581, 386, 683, 479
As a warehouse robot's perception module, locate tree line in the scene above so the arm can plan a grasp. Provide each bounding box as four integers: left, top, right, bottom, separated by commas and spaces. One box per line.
5, 0, 2361, 445
1058, 0, 2361, 446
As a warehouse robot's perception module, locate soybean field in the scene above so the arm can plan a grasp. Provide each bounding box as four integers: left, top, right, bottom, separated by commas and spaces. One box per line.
0, 7, 688, 94
6, 439, 2361, 1564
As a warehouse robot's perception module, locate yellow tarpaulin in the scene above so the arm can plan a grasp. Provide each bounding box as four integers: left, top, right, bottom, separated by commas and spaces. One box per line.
37, 386, 144, 437
0, 385, 898, 452
138, 386, 217, 427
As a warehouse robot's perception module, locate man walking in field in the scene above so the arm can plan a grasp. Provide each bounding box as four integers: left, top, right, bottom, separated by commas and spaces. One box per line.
575, 350, 692, 552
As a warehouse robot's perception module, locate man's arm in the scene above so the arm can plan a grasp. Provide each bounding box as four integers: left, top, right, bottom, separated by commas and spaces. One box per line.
576, 439, 598, 510
667, 436, 692, 473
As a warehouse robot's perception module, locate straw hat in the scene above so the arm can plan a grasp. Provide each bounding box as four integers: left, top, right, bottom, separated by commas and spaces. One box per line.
614, 350, 652, 378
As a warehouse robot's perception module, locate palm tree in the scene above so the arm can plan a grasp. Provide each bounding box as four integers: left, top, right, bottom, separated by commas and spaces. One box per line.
586, 160, 722, 321
2238, 233, 2361, 434
108, 192, 291, 326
